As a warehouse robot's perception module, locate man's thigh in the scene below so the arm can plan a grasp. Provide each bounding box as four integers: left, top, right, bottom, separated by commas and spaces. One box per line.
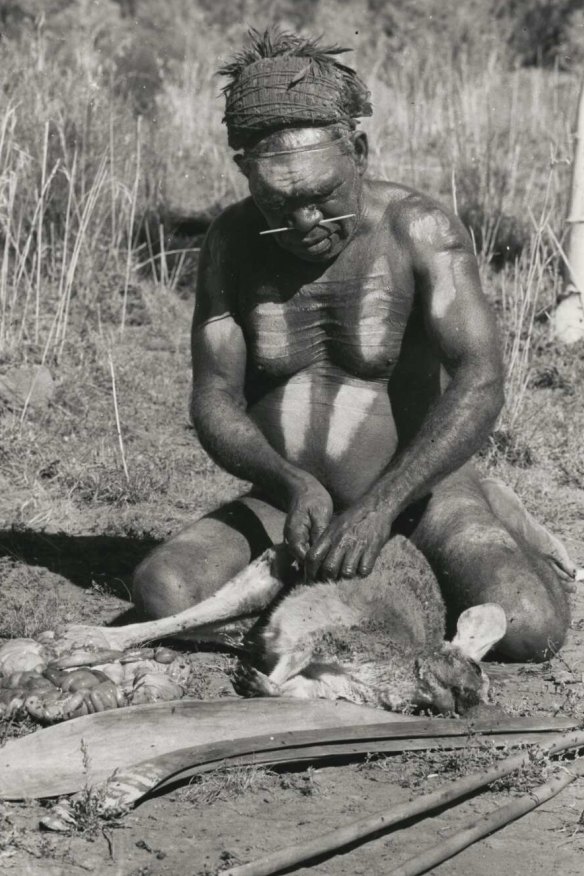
397, 463, 570, 660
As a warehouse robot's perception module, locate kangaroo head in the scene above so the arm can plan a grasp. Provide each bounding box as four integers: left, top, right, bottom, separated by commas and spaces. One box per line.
413, 604, 507, 715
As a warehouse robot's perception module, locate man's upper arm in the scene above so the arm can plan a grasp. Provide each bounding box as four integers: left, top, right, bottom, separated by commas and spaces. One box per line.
191, 216, 247, 404
405, 202, 504, 382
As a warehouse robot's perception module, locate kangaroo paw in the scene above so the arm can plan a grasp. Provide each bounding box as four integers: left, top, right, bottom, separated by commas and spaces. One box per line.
232, 662, 281, 698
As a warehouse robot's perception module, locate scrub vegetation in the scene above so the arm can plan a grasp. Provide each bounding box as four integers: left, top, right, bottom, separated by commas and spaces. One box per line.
1, 2, 584, 874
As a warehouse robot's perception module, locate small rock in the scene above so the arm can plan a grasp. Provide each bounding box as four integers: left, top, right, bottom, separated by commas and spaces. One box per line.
554, 290, 584, 345
0, 365, 55, 411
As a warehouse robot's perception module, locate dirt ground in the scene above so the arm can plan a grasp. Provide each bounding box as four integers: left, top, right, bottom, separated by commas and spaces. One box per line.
1, 292, 584, 875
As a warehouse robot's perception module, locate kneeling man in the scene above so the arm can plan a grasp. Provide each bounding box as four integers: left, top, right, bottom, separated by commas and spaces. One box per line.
134, 30, 572, 661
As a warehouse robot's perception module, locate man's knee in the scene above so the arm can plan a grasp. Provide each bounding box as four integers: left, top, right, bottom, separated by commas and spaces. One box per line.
494, 588, 570, 662
132, 547, 229, 619
133, 552, 188, 619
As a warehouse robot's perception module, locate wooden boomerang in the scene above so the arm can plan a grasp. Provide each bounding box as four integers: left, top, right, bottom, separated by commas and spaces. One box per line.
0, 696, 577, 801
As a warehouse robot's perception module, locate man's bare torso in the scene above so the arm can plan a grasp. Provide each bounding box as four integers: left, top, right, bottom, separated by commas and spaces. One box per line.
221, 181, 442, 509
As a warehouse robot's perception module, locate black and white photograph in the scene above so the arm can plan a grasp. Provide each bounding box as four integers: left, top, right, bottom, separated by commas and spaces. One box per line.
0, 2, 584, 874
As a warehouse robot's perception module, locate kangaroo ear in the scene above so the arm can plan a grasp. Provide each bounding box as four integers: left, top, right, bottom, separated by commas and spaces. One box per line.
451, 604, 507, 661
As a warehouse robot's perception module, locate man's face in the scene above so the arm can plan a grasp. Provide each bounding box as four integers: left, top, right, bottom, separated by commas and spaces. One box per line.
241, 128, 367, 263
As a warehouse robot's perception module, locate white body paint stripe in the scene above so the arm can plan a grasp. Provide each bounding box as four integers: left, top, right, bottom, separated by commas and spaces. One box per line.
280, 375, 313, 461
325, 384, 379, 461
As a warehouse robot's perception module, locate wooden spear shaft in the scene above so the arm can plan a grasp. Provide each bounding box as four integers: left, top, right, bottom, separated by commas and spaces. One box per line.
566, 77, 584, 292
390, 757, 584, 876
223, 729, 584, 876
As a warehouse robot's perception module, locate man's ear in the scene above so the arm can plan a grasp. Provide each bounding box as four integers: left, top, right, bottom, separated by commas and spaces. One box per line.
351, 132, 368, 176
233, 154, 250, 178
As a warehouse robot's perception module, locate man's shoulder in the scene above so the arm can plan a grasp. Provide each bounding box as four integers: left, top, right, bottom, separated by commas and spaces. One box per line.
367, 180, 471, 253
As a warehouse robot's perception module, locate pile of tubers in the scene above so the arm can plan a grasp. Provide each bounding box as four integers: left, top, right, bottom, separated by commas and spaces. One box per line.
0, 634, 191, 724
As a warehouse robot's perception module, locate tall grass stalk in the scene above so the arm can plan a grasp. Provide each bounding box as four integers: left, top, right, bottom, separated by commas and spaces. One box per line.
34, 121, 49, 343
108, 349, 130, 484
121, 118, 142, 334
498, 221, 559, 435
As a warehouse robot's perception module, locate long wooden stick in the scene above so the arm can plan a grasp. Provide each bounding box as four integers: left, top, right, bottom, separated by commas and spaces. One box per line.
223, 729, 584, 876
390, 756, 584, 876
566, 77, 584, 292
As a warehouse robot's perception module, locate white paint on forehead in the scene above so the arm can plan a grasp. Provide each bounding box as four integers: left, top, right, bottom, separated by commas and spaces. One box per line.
254, 149, 344, 190
280, 375, 313, 461
325, 383, 379, 461
252, 126, 343, 153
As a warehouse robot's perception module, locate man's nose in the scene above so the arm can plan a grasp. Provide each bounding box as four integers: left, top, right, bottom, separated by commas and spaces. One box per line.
289, 206, 322, 233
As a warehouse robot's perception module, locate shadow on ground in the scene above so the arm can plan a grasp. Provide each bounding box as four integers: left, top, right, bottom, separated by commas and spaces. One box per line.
0, 528, 160, 604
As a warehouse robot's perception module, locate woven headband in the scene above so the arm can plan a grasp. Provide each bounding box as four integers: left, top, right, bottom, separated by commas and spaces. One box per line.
223, 56, 372, 150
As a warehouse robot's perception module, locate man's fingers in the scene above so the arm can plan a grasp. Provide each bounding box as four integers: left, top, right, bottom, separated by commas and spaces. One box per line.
358, 544, 378, 578
309, 507, 332, 545
284, 514, 310, 560
319, 542, 349, 580
305, 537, 332, 580
341, 543, 363, 579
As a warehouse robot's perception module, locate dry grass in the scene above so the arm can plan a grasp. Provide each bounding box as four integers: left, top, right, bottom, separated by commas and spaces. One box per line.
0, 590, 64, 639
176, 763, 324, 808
175, 765, 278, 806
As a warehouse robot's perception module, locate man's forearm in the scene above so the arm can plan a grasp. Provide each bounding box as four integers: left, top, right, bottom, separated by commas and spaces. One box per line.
191, 386, 310, 507
363, 371, 504, 516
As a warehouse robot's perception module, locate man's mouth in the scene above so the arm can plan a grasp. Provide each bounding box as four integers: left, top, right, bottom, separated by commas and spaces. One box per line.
304, 235, 332, 254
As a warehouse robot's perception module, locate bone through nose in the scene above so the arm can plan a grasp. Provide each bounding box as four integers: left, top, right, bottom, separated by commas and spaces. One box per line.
289, 206, 322, 233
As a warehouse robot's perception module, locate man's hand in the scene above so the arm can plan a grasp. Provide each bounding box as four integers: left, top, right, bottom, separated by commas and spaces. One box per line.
305, 502, 393, 581
284, 477, 334, 563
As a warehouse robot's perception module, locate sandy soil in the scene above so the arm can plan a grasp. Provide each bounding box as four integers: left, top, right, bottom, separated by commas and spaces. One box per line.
1, 295, 584, 875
